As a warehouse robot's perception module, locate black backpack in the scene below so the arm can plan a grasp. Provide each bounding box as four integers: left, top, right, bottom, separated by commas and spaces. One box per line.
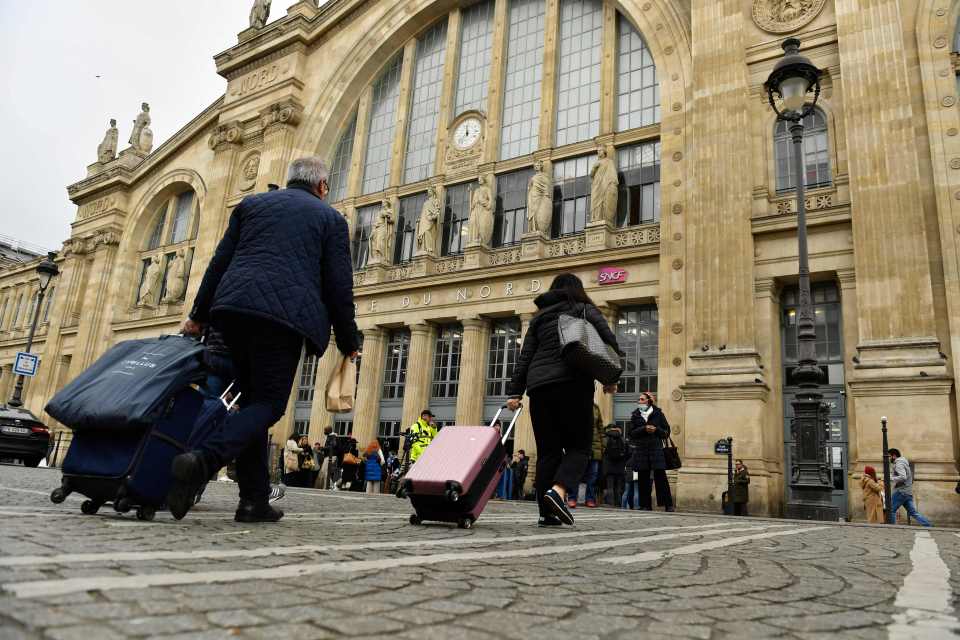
605, 432, 627, 461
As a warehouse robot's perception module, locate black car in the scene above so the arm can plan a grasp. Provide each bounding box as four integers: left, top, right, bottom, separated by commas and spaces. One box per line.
0, 406, 51, 467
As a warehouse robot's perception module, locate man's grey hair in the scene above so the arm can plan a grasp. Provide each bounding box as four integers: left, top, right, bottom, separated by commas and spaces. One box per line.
286, 156, 329, 187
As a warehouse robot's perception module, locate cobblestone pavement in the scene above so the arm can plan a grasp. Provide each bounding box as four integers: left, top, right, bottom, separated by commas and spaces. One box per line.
0, 466, 958, 640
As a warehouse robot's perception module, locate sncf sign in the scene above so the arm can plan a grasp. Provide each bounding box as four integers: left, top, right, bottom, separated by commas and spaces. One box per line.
598, 267, 628, 286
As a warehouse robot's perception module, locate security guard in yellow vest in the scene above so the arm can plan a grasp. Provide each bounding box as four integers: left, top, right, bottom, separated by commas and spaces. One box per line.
407, 409, 438, 463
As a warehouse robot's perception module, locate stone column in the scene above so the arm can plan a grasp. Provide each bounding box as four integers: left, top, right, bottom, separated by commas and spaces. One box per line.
752, 279, 785, 517
482, 0, 510, 163
837, 0, 955, 521
389, 40, 418, 188
402, 323, 437, 428
455, 317, 491, 425
352, 328, 386, 449
435, 9, 462, 174
346, 88, 374, 199
537, 0, 560, 150
512, 313, 537, 492
257, 99, 303, 192
70, 235, 121, 375
836, 269, 862, 520
679, 0, 768, 514
598, 1, 617, 136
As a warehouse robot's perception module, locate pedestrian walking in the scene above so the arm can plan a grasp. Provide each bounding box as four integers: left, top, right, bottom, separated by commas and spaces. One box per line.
506, 273, 621, 527
602, 425, 628, 507
282, 435, 302, 487
860, 465, 884, 524
511, 450, 529, 500
318, 426, 340, 489
888, 448, 932, 527
363, 441, 385, 494
171, 156, 359, 522
568, 404, 606, 509
628, 392, 674, 512
310, 441, 323, 487
731, 459, 750, 516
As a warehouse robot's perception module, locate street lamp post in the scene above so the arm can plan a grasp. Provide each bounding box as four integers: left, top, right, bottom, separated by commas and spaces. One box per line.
764, 39, 838, 521
8, 252, 59, 408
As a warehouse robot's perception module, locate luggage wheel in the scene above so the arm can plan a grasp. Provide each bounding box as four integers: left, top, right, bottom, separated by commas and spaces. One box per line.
409, 514, 422, 526
457, 517, 474, 530
136, 506, 156, 522
80, 500, 101, 515
50, 487, 69, 504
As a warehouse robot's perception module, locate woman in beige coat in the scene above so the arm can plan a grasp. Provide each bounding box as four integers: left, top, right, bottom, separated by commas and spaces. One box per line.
861, 465, 885, 524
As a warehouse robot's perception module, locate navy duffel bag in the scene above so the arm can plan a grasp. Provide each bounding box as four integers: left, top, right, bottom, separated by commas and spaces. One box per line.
46, 334, 206, 432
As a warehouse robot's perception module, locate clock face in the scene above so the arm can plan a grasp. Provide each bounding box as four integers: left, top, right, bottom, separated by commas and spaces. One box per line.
453, 117, 482, 150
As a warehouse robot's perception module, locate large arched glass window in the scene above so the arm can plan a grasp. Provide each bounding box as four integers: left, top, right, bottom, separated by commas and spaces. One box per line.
617, 15, 659, 131
328, 113, 357, 204
405, 21, 448, 184
774, 109, 831, 194
454, 1, 494, 115
555, 0, 603, 146
362, 55, 403, 195
136, 189, 198, 308
500, 0, 545, 160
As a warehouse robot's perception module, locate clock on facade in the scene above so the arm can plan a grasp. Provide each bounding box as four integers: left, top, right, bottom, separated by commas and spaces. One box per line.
453, 117, 483, 150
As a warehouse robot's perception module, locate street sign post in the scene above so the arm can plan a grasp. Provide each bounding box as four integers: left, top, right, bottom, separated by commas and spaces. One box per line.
13, 352, 39, 377
716, 437, 733, 514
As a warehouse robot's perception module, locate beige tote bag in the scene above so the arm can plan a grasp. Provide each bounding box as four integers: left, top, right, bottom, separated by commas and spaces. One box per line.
325, 355, 356, 412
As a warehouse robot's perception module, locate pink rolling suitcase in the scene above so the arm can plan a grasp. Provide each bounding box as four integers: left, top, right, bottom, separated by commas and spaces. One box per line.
400, 405, 521, 529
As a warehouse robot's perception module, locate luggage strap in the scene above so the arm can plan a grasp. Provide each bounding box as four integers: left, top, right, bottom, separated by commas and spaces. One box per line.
151, 431, 188, 452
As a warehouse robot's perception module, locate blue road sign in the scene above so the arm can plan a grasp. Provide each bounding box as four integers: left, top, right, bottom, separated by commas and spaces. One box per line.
13, 352, 40, 377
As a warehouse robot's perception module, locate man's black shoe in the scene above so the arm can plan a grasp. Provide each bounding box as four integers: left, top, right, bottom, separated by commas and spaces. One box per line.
538, 515, 563, 527
168, 452, 209, 520
235, 501, 284, 523
542, 488, 575, 525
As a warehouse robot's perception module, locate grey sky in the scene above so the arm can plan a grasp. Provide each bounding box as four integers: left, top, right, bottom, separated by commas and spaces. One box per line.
0, 1, 259, 251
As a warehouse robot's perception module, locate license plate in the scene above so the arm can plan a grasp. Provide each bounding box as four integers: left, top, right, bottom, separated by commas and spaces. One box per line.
1, 426, 29, 435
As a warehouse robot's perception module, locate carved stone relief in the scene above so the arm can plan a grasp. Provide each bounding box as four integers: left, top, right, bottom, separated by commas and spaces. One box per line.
751, 0, 827, 34
239, 153, 260, 192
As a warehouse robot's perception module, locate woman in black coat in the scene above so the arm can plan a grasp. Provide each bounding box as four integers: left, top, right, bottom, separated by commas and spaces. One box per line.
628, 392, 674, 511
507, 273, 621, 527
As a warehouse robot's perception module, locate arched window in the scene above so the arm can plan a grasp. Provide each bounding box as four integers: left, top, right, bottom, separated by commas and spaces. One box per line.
617, 15, 659, 131
404, 21, 448, 184
774, 109, 831, 194
328, 113, 357, 204
362, 55, 403, 195
454, 1, 495, 115
500, 0, 545, 160
136, 189, 198, 308
555, 0, 603, 146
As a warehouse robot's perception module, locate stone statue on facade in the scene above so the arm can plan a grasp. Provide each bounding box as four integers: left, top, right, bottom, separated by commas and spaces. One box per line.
138, 255, 162, 307
590, 145, 619, 226
369, 200, 395, 264
250, 0, 272, 29
527, 160, 553, 235
97, 119, 118, 164
416, 186, 441, 258
468, 175, 494, 247
129, 103, 153, 154
161, 250, 187, 304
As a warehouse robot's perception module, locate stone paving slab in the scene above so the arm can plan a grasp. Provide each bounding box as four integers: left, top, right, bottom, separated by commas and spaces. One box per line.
0, 466, 955, 639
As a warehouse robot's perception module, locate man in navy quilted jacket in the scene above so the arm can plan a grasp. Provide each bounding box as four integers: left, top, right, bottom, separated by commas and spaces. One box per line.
170, 157, 359, 523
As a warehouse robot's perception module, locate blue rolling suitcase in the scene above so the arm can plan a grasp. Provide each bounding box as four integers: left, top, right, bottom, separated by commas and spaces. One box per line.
50, 386, 235, 520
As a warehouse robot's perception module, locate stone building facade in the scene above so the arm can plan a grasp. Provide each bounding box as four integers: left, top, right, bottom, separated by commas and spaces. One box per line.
3, 0, 960, 522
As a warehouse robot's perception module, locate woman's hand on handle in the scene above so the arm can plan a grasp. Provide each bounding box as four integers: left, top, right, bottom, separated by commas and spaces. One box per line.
602, 384, 617, 394
506, 398, 521, 412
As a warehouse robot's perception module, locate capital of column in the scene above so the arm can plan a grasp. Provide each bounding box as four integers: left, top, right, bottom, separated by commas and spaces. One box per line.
460, 316, 488, 331
409, 322, 434, 337
208, 121, 244, 151
362, 326, 386, 342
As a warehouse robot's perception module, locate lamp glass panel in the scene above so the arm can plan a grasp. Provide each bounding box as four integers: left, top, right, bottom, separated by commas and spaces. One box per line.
780, 76, 809, 112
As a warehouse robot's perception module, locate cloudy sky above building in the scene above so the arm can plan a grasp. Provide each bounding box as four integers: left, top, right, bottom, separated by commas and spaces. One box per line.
0, 1, 283, 251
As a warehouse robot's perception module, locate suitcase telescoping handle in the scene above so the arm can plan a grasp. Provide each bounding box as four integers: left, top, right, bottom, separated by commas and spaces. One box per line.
490, 403, 523, 446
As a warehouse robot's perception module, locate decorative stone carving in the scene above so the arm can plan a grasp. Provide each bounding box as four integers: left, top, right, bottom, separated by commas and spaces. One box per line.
468, 175, 494, 247
546, 236, 585, 258
368, 201, 395, 264
161, 250, 188, 304
590, 145, 619, 225
97, 119, 119, 164
527, 160, 553, 235
416, 186, 441, 258
138, 255, 162, 307
128, 103, 153, 154
249, 0, 272, 29
612, 225, 661, 248
239, 153, 260, 191
490, 248, 522, 266
260, 99, 303, 132
208, 122, 243, 150
751, 0, 827, 34
388, 266, 411, 282
436, 257, 465, 274
90, 229, 120, 249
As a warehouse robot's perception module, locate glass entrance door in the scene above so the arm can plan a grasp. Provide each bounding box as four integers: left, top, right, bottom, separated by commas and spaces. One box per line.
781, 282, 848, 519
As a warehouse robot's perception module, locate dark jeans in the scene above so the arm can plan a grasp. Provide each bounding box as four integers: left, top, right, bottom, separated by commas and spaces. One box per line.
638, 469, 673, 510
199, 314, 304, 504
605, 473, 625, 507
733, 502, 748, 516
529, 380, 594, 515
